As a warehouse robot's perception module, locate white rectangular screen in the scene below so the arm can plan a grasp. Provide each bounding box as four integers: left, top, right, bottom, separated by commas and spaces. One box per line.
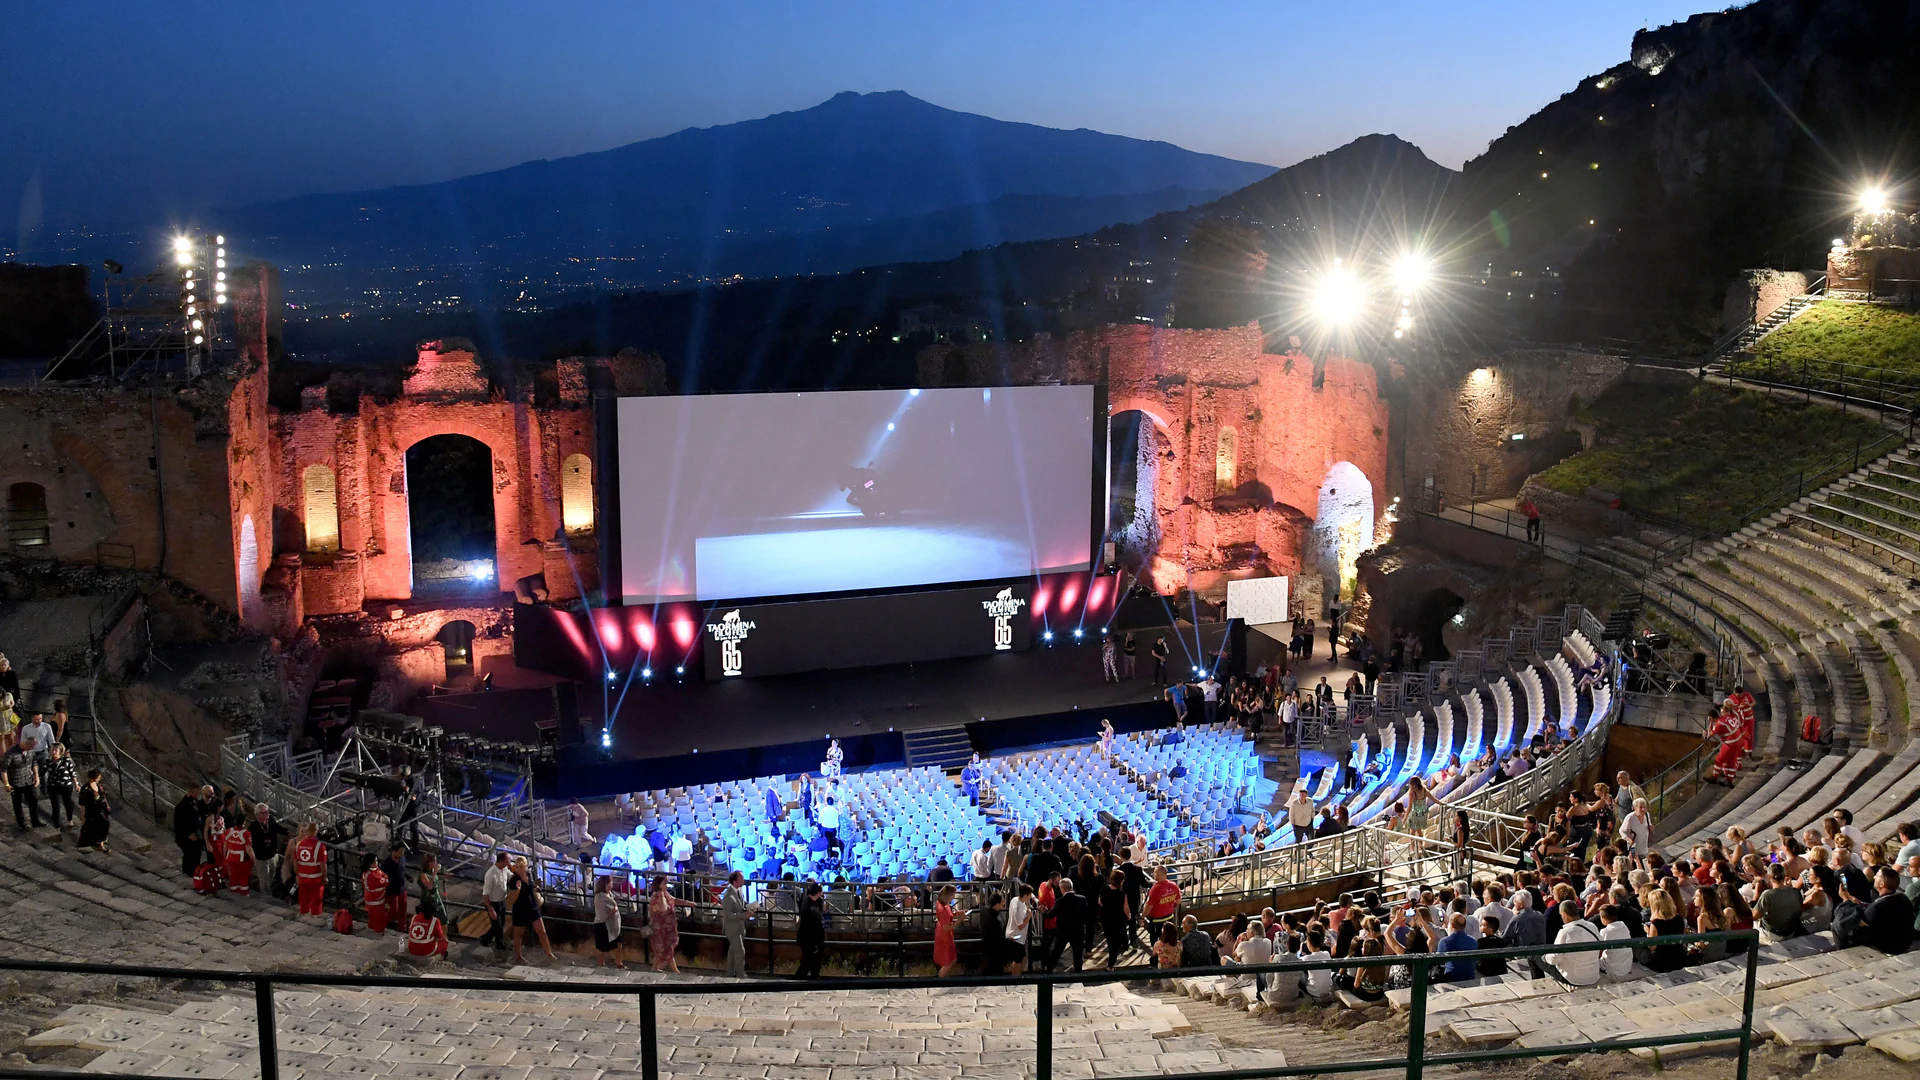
617, 386, 1095, 604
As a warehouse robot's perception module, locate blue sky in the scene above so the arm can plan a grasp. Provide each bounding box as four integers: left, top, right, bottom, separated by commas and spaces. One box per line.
5, 0, 1715, 234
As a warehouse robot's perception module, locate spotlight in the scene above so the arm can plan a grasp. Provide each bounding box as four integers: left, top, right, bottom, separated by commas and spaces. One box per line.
1392, 252, 1432, 295
606, 670, 617, 682
193, 335, 204, 344
1193, 665, 1203, 675
641, 667, 652, 679
175, 252, 192, 267
675, 665, 685, 674
601, 729, 612, 748
1072, 628, 1083, 639
215, 234, 225, 245
1860, 185, 1891, 215
171, 236, 191, 253
1312, 262, 1366, 328
191, 319, 203, 330
1044, 631, 1054, 642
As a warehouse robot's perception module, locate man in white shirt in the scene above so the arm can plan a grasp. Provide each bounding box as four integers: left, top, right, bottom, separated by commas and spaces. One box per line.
1286, 787, 1314, 835
15, 713, 53, 767
1004, 884, 1034, 974
1620, 798, 1652, 859
1833, 809, 1865, 850
1541, 900, 1602, 987
1596, 905, 1634, 978
817, 797, 841, 855
480, 852, 511, 951
1198, 676, 1221, 724
1474, 883, 1514, 935
971, 840, 993, 881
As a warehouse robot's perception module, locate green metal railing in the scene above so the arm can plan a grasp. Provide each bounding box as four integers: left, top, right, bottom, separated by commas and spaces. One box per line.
0, 930, 1760, 1080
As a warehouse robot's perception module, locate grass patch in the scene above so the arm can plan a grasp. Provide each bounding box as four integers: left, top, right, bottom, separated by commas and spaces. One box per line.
1750, 301, 1920, 378
1532, 383, 1890, 531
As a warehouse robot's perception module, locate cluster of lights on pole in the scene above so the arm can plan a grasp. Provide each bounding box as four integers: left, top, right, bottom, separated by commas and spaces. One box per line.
173, 232, 229, 352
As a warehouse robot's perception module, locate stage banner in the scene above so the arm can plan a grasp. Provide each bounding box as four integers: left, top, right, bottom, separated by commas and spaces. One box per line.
702, 582, 1033, 680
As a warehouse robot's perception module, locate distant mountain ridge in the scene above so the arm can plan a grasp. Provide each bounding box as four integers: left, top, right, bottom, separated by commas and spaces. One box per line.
224, 90, 1275, 290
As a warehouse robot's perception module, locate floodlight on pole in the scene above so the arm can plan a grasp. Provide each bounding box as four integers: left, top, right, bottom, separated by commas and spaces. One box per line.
1859, 185, 1891, 215
1312, 262, 1367, 328
1392, 252, 1433, 296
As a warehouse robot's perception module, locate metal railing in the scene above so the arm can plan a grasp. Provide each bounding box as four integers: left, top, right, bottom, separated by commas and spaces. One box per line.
0, 929, 1762, 1080
1639, 737, 1714, 827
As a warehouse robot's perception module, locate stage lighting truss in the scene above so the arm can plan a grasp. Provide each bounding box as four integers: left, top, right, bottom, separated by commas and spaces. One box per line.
173, 230, 231, 373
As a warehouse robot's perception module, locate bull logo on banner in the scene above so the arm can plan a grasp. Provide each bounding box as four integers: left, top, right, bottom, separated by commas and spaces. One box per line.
980, 588, 1027, 651
705, 609, 757, 677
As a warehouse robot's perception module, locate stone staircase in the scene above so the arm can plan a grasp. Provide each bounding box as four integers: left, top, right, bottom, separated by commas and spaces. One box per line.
1704, 292, 1820, 369
27, 966, 1274, 1080
1583, 442, 1920, 852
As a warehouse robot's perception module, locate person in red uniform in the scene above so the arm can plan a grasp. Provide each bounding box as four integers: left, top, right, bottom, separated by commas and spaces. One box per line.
221, 817, 254, 897
406, 911, 448, 958
1706, 706, 1749, 785
362, 857, 390, 934
292, 822, 327, 917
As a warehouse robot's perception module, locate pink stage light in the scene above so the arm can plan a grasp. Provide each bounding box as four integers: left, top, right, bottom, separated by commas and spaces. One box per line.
1033, 586, 1052, 617
628, 611, 657, 653
594, 610, 624, 652
557, 611, 593, 661
670, 611, 697, 649
1059, 580, 1080, 613
1089, 577, 1109, 610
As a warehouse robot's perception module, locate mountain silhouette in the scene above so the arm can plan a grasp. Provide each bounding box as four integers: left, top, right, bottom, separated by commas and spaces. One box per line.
224, 90, 1275, 289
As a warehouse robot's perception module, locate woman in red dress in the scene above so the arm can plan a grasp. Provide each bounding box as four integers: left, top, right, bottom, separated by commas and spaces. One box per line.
933, 884, 959, 977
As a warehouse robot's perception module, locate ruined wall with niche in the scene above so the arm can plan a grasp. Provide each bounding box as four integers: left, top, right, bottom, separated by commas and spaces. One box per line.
917, 322, 1390, 602
1400, 349, 1630, 502
272, 343, 622, 625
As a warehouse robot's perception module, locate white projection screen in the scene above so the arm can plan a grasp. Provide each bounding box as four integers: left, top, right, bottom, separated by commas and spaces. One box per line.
617, 386, 1096, 604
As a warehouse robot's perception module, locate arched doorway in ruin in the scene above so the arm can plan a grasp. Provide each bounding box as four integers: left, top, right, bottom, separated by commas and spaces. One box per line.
1108, 409, 1167, 576
437, 619, 478, 682
1310, 461, 1374, 604
405, 434, 498, 596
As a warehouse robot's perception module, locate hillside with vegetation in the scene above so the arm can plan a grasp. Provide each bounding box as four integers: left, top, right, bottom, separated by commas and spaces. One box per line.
1532, 382, 1891, 530
1748, 300, 1920, 379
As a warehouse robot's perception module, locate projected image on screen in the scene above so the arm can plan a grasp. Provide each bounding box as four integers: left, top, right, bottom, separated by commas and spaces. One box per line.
617, 386, 1094, 603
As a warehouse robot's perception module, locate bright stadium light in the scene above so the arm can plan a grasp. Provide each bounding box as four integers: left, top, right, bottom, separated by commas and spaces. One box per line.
1312, 262, 1367, 327
1860, 185, 1891, 214
172, 235, 191, 253
1392, 252, 1433, 295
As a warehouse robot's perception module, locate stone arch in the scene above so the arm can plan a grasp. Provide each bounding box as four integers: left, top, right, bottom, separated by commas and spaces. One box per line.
436, 619, 477, 680
302, 464, 341, 553
560, 453, 594, 537
404, 432, 499, 594
5, 482, 50, 550
1310, 461, 1374, 604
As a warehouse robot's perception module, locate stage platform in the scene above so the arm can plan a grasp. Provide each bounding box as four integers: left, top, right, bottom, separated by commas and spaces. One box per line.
587, 618, 1243, 758
417, 616, 1306, 762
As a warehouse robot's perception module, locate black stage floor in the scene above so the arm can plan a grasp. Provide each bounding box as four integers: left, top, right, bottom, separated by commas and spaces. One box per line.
416, 619, 1254, 762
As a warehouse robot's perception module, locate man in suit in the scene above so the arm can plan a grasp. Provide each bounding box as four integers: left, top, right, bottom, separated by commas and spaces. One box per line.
722, 871, 751, 977
1048, 879, 1090, 972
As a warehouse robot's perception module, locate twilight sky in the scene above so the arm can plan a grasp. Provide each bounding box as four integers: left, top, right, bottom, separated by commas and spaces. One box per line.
5, 0, 1711, 240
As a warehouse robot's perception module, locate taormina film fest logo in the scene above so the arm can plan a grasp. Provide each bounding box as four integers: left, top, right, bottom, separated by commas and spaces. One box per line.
706, 609, 757, 677
981, 588, 1027, 651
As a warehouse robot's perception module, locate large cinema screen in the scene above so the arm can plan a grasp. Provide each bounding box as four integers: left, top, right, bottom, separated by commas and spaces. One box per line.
616, 386, 1095, 604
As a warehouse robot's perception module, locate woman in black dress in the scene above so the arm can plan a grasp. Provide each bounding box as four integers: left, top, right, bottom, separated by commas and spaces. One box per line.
77, 769, 110, 852
506, 857, 556, 963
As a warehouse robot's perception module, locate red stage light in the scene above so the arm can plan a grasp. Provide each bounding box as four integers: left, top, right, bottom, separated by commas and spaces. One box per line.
670, 612, 697, 649
628, 611, 656, 653
1060, 580, 1080, 612
1089, 577, 1108, 609
557, 611, 593, 660
594, 610, 624, 652
1034, 586, 1052, 616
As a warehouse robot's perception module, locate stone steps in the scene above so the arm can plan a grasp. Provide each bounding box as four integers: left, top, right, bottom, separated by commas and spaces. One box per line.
28, 971, 1263, 1080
